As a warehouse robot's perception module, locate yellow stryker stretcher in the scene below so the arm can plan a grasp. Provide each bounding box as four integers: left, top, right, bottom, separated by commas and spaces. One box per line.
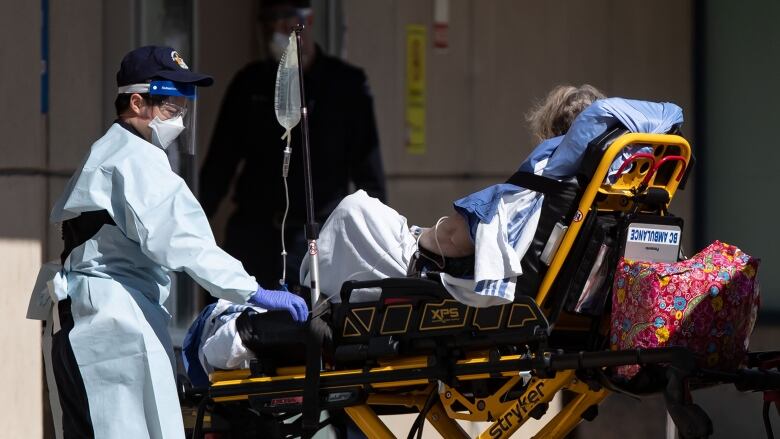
181, 129, 780, 439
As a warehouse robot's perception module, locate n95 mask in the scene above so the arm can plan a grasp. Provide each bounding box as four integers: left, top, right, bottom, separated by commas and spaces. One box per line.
148, 115, 185, 150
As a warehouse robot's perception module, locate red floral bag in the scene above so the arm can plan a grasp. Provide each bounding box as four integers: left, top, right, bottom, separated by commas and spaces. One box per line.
610, 241, 760, 379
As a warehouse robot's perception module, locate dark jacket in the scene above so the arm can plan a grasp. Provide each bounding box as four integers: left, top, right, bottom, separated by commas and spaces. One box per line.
199, 47, 385, 286
200, 47, 386, 224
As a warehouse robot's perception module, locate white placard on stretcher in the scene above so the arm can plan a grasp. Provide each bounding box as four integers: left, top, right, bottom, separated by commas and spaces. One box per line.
624, 223, 681, 263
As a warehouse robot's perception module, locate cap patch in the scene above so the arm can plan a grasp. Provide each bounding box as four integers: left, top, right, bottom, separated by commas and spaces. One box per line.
171, 51, 189, 69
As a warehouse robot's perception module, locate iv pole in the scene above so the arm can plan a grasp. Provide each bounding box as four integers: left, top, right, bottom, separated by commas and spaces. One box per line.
293, 25, 321, 311
292, 25, 324, 438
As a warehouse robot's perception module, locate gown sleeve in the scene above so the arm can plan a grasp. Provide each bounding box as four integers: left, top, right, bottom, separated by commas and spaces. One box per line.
114, 153, 257, 304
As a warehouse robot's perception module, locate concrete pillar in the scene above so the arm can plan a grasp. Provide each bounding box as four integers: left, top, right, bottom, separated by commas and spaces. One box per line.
0, 1, 45, 437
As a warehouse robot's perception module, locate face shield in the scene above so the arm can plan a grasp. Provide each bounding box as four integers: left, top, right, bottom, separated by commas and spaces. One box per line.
118, 80, 198, 154
148, 80, 198, 155
148, 80, 200, 196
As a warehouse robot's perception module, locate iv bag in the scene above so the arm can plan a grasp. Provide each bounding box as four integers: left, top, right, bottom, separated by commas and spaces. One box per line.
274, 32, 301, 137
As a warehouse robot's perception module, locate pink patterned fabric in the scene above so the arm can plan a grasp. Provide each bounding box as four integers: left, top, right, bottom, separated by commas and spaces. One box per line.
610, 241, 760, 379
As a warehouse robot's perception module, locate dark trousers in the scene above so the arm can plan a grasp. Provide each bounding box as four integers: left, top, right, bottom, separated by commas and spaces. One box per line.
51, 298, 95, 439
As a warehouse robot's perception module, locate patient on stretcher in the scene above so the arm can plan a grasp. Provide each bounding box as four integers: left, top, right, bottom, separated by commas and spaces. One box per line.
183, 86, 685, 383
182, 85, 598, 382
300, 88, 684, 307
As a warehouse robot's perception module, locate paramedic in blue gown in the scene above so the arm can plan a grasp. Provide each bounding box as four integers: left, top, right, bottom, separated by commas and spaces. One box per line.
31, 46, 308, 439
199, 0, 386, 291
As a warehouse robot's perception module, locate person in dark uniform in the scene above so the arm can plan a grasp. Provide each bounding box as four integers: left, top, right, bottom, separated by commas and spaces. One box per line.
200, 0, 386, 291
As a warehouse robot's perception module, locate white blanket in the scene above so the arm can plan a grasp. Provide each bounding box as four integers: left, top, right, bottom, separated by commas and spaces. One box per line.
300, 190, 417, 303
197, 300, 265, 373
300, 190, 525, 307
443, 189, 543, 303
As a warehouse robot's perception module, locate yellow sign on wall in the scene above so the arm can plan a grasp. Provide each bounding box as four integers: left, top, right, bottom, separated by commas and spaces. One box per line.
405, 25, 426, 155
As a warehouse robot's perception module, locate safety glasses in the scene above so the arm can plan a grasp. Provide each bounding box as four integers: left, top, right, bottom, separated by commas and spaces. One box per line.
158, 101, 188, 120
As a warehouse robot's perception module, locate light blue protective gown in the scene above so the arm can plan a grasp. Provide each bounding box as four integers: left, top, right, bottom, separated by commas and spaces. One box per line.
35, 123, 258, 438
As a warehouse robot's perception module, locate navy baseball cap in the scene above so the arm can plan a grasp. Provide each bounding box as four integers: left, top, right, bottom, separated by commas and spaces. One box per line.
116, 46, 213, 88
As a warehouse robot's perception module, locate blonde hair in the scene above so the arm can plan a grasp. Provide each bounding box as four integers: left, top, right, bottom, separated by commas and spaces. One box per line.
526, 84, 606, 142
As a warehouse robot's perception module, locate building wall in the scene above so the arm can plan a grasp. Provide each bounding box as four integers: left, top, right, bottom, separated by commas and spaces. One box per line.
700, 0, 780, 310
47, 0, 107, 260
0, 2, 139, 437
0, 2, 45, 437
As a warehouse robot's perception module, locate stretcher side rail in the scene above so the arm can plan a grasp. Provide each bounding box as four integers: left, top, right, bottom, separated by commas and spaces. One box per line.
200, 348, 697, 401
332, 277, 550, 366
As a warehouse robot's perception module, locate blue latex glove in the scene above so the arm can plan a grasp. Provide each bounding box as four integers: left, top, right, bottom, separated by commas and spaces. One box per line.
248, 286, 309, 323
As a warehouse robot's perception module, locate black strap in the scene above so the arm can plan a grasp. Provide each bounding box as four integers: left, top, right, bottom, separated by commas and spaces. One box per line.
409, 246, 475, 278
236, 307, 329, 437
51, 298, 96, 438
235, 309, 261, 355
302, 321, 323, 437
406, 390, 438, 439
764, 400, 775, 439
505, 171, 569, 196
60, 210, 116, 264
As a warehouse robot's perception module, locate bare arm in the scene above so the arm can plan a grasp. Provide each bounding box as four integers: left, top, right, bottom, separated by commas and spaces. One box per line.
418, 213, 475, 258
